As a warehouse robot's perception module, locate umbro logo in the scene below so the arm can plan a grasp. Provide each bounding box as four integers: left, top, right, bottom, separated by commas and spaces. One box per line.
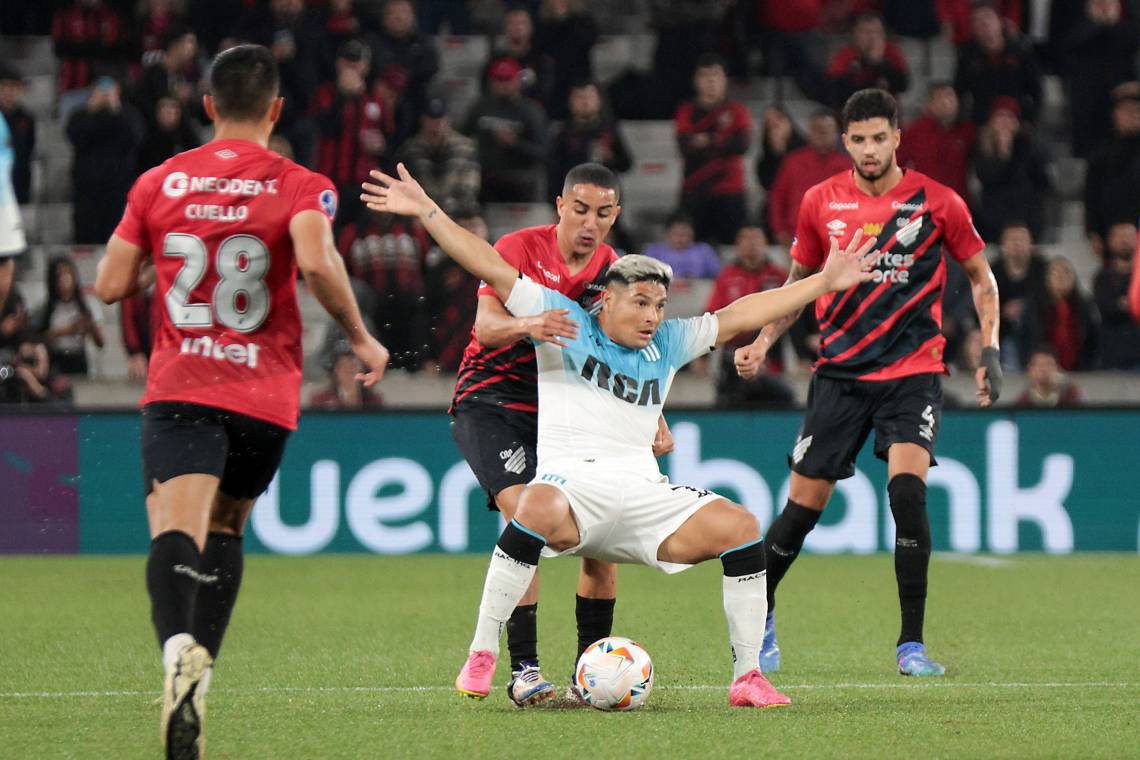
500, 447, 527, 474
826, 219, 847, 237
792, 435, 813, 464
215, 148, 238, 160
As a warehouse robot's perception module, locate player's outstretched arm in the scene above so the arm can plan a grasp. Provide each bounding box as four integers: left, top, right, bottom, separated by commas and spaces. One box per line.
291, 210, 389, 386
960, 253, 1002, 407
94, 235, 148, 304
715, 230, 876, 347
361, 164, 519, 301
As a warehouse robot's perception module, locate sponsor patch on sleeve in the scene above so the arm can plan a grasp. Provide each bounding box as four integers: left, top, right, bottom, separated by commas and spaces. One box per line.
319, 189, 337, 220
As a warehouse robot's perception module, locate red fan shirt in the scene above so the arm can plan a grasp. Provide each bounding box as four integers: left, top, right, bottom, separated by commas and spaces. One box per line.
791, 169, 985, 381
113, 139, 337, 430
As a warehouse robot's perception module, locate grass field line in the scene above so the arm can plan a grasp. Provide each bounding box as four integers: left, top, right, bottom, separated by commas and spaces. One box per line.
2, 681, 1135, 700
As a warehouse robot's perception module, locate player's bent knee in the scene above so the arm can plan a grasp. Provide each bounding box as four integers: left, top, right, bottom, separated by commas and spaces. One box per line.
515, 484, 574, 546
726, 503, 761, 548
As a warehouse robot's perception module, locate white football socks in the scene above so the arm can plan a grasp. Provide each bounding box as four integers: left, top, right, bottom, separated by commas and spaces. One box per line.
469, 548, 539, 655
722, 570, 768, 680
162, 632, 196, 672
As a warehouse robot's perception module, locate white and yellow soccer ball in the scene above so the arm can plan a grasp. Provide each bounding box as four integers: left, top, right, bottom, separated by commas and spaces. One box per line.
574, 636, 654, 711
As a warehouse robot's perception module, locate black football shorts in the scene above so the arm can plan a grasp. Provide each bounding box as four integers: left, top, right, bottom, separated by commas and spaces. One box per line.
141, 401, 290, 499
788, 372, 943, 481
450, 404, 537, 511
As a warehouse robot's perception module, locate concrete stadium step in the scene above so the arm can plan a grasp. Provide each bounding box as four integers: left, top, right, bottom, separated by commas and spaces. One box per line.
1050, 156, 1086, 201
621, 158, 681, 211
591, 34, 655, 84
23, 203, 73, 245
436, 35, 490, 77
0, 36, 57, 78
483, 202, 555, 241
438, 75, 481, 123
618, 120, 677, 161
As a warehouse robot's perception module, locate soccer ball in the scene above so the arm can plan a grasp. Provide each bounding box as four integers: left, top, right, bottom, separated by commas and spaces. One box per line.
574, 636, 654, 711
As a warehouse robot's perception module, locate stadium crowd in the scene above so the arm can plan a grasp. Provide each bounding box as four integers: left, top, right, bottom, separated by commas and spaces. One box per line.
1, 0, 1139, 410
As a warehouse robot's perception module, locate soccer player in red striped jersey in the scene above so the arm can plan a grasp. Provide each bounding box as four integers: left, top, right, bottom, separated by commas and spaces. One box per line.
438, 163, 673, 706
95, 45, 389, 758
734, 89, 1003, 677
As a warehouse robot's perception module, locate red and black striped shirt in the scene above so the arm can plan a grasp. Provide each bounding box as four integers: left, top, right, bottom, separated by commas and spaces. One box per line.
791, 169, 985, 381
451, 224, 617, 413
313, 83, 393, 188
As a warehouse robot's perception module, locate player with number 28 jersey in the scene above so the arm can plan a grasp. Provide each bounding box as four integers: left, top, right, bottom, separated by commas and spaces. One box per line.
114, 140, 336, 430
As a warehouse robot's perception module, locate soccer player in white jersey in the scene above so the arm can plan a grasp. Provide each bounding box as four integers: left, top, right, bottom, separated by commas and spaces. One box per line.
362, 165, 875, 707
0, 112, 27, 299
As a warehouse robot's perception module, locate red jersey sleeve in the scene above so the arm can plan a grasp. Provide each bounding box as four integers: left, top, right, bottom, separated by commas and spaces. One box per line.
478, 233, 528, 298
789, 186, 826, 269
113, 168, 160, 249
938, 189, 985, 263
289, 168, 338, 223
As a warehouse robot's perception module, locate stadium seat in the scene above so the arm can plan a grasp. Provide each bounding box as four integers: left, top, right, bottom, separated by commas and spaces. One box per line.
618, 121, 678, 162
436, 36, 490, 78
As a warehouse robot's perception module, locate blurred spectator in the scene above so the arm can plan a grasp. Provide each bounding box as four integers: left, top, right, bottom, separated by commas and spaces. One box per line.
970, 97, 1050, 242
0, 282, 27, 353
483, 5, 554, 107
52, 0, 128, 116
371, 0, 439, 119
897, 81, 976, 201
755, 107, 805, 238
1028, 257, 1099, 371
652, 0, 729, 114
768, 110, 848, 247
534, 0, 599, 120
940, 0, 1023, 47
1131, 231, 1140, 323
314, 40, 394, 228
137, 0, 183, 65
0, 336, 73, 405
321, 0, 375, 77
133, 25, 201, 130
825, 13, 910, 108
675, 54, 753, 246
756, 0, 826, 102
66, 78, 143, 244
1093, 222, 1140, 370
463, 57, 548, 203
547, 81, 631, 204
1016, 346, 1082, 408
954, 1, 1042, 125
310, 339, 384, 409
38, 256, 105, 376
644, 212, 722, 279
424, 208, 483, 373
337, 207, 431, 370
119, 280, 159, 382
954, 325, 984, 375
0, 67, 35, 204
396, 96, 480, 214
706, 225, 795, 408
137, 96, 199, 173
990, 221, 1046, 369
1059, 0, 1138, 157
239, 0, 326, 165
1083, 83, 1140, 255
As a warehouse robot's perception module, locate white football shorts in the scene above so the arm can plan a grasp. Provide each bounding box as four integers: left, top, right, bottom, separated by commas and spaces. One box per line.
533, 462, 724, 574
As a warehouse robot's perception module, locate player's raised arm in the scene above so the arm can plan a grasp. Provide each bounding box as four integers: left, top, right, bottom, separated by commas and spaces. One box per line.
959, 253, 1002, 406
361, 164, 520, 302
290, 209, 390, 386
714, 231, 876, 347
94, 235, 148, 304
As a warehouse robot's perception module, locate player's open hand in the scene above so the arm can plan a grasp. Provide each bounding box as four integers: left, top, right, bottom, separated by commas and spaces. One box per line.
821, 229, 877, 292
361, 163, 432, 219
734, 343, 768, 380
353, 335, 390, 387
524, 309, 578, 347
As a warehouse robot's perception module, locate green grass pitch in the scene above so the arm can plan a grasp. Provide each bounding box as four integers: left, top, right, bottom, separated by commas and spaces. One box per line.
2, 554, 1137, 759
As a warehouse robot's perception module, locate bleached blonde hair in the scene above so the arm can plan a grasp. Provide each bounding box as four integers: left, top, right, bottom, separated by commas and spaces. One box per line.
605, 254, 673, 289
